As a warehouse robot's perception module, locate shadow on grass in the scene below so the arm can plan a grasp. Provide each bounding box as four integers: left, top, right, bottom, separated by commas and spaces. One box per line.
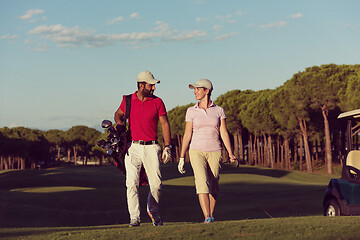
221, 164, 290, 178
161, 163, 290, 182
0, 164, 327, 228
0, 225, 128, 239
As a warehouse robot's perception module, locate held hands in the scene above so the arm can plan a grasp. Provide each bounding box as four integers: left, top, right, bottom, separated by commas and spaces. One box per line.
178, 157, 186, 174
162, 146, 172, 164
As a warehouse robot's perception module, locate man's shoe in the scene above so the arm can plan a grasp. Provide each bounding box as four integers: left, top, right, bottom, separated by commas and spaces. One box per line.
147, 211, 163, 226
128, 219, 141, 228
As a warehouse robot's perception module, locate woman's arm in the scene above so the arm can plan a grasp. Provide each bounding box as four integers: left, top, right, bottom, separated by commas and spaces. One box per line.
180, 121, 193, 158
219, 118, 236, 162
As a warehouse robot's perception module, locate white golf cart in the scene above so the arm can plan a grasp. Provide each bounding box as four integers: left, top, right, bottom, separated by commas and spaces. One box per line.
323, 109, 360, 216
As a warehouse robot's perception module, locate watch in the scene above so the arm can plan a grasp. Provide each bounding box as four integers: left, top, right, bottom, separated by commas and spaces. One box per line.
165, 145, 172, 149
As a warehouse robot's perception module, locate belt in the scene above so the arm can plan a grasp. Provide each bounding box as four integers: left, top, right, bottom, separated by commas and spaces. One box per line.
132, 140, 158, 145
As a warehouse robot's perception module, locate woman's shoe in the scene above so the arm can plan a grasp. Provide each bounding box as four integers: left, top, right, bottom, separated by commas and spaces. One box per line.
204, 216, 212, 223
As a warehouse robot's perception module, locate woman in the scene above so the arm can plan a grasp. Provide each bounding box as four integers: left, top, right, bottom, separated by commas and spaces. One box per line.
178, 78, 236, 223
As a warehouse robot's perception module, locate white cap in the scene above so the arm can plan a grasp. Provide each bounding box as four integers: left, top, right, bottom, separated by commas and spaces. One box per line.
189, 79, 213, 91
137, 71, 160, 84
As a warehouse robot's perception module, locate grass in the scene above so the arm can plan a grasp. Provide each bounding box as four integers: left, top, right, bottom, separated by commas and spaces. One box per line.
1, 163, 360, 239
1, 217, 360, 240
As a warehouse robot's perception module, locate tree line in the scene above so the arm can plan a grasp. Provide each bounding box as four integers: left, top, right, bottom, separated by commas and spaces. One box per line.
166, 64, 360, 174
0, 126, 104, 170
1, 64, 359, 174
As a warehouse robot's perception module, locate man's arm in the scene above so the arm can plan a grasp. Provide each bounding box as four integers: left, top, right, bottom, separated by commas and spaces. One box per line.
114, 108, 125, 130
159, 114, 171, 146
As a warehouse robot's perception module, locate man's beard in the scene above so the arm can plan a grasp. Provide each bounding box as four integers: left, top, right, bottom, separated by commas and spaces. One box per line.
143, 88, 154, 97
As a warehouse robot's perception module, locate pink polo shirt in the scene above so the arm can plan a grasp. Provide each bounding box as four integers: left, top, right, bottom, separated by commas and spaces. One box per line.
118, 92, 167, 141
185, 102, 226, 152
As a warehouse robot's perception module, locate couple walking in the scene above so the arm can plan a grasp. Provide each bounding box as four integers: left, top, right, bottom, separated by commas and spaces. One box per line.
114, 71, 236, 227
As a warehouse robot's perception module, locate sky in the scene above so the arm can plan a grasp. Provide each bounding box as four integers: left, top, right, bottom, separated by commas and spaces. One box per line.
1, 0, 359, 132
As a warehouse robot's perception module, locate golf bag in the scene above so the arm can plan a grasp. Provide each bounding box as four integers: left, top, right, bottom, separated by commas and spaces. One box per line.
97, 94, 148, 186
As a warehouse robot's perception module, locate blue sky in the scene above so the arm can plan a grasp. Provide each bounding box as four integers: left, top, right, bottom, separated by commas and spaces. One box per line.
1, 0, 359, 131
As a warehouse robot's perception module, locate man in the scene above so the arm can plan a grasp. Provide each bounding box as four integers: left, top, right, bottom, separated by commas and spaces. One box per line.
114, 70, 172, 227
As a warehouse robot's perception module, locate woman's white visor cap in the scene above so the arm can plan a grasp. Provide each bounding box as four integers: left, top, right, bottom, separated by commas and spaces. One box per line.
189, 79, 213, 91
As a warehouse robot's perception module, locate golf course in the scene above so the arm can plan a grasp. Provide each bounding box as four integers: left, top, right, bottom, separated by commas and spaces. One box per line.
1, 163, 360, 239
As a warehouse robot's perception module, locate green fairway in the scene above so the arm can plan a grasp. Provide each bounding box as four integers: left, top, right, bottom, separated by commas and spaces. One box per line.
1, 163, 360, 239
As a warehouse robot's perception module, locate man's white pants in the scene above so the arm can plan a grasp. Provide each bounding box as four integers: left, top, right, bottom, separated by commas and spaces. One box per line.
125, 143, 162, 221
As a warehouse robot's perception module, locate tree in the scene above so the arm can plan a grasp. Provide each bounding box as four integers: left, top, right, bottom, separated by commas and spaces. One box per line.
0, 127, 50, 169
239, 90, 278, 167
340, 66, 360, 111
215, 90, 256, 163
269, 87, 298, 169
166, 103, 194, 161
44, 129, 65, 161
283, 74, 313, 173
167, 103, 194, 137
64, 126, 101, 165
284, 64, 358, 174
